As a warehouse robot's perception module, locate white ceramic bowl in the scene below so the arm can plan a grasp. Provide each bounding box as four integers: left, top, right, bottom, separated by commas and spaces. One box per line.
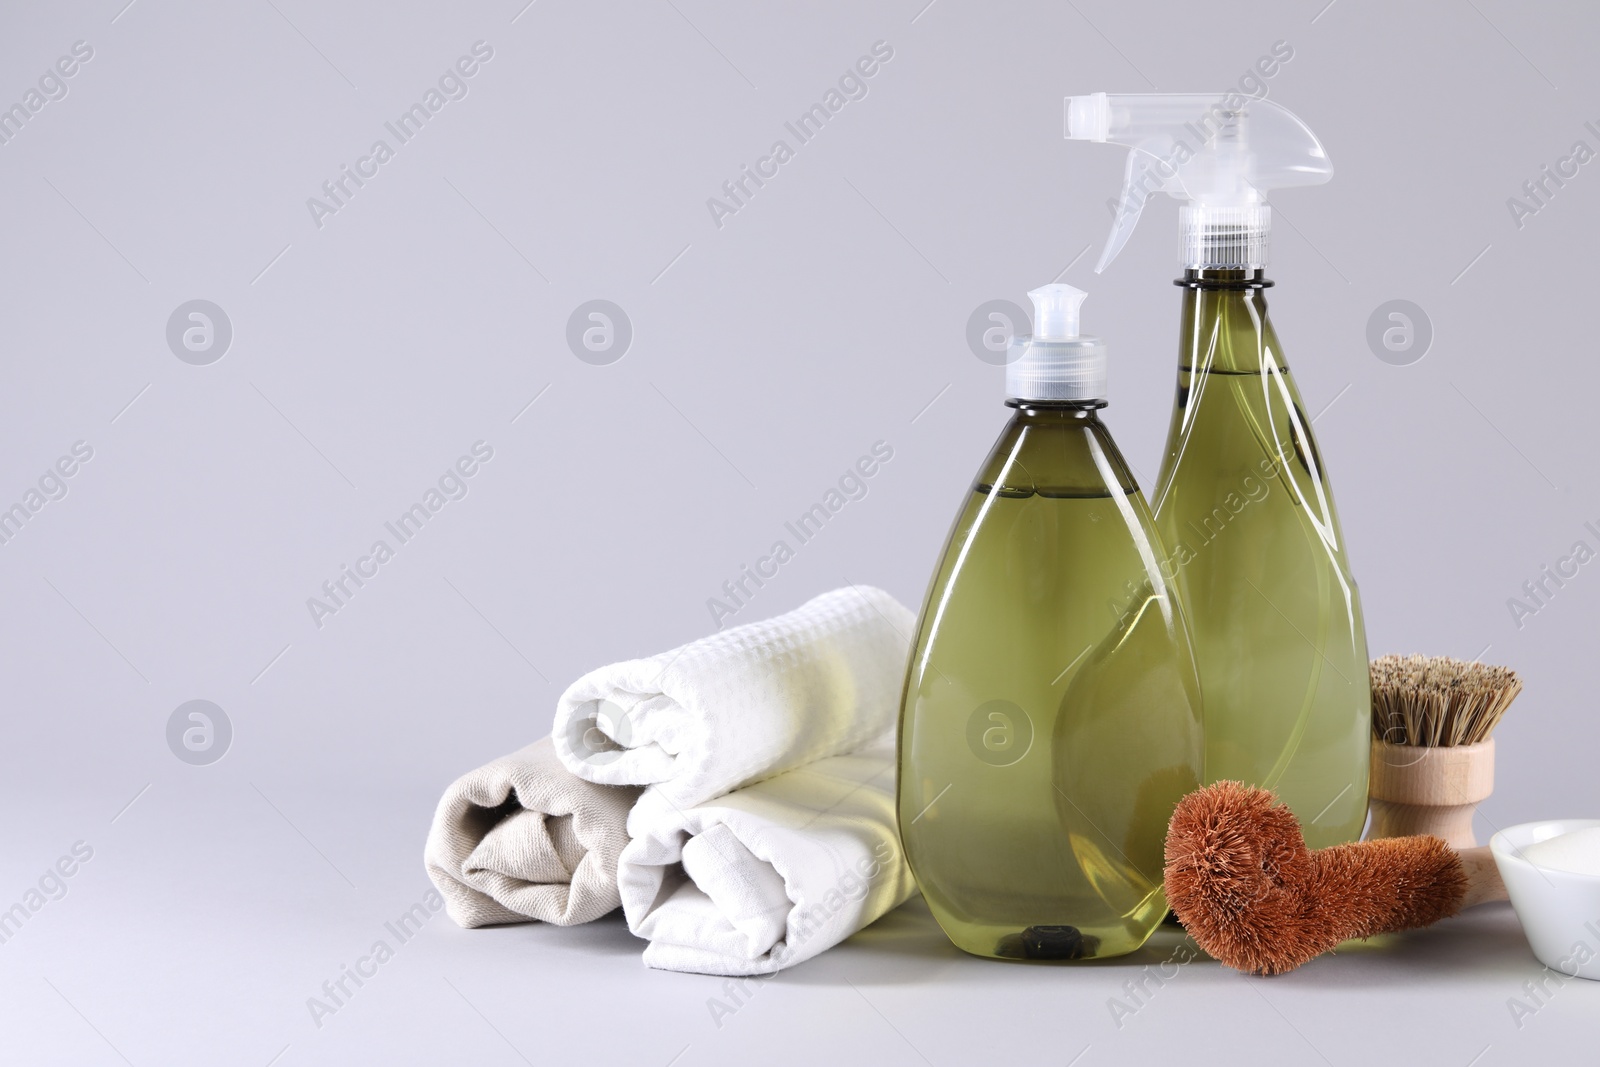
1491, 819, 1600, 980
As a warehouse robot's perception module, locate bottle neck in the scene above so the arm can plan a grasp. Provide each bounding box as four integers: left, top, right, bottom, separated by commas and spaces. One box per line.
1005, 399, 1107, 415
978, 399, 1135, 497
1174, 268, 1273, 290
1175, 270, 1282, 376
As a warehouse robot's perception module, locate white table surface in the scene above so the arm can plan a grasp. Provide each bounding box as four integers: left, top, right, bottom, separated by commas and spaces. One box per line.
3, 775, 1592, 1067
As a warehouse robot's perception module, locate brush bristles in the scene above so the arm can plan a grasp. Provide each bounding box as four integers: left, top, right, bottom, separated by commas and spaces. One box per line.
1370, 654, 1523, 747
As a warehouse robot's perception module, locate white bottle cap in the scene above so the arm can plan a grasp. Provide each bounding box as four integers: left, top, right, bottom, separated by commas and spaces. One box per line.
1006, 284, 1107, 403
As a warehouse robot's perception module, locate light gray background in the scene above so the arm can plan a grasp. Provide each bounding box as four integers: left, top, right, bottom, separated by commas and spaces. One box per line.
2, 0, 1596, 1063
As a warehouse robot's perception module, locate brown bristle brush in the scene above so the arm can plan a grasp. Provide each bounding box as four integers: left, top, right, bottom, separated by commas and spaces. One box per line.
1164, 781, 1507, 975
1369, 654, 1524, 847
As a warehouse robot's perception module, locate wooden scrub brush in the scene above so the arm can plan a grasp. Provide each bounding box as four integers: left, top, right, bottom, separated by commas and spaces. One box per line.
1164, 781, 1507, 975
1369, 654, 1524, 848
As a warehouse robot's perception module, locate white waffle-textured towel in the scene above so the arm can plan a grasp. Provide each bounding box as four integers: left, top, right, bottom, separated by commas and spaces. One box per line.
618, 742, 914, 975
425, 738, 641, 927
551, 586, 914, 809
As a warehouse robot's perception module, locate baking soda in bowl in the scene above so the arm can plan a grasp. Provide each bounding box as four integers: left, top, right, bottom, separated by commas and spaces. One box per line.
1522, 826, 1600, 876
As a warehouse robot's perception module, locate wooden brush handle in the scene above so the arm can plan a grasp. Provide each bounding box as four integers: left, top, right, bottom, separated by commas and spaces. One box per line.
1458, 845, 1509, 908
1368, 738, 1494, 849
1369, 799, 1479, 847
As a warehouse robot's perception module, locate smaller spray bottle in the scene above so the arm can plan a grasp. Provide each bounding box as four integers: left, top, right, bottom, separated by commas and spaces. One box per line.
897, 284, 1202, 961
1065, 93, 1370, 848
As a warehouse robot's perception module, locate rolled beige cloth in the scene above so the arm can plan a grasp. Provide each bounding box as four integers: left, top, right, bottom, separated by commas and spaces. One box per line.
425, 737, 640, 927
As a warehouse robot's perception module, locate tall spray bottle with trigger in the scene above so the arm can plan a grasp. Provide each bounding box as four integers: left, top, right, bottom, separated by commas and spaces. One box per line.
897, 283, 1203, 961
1065, 93, 1370, 848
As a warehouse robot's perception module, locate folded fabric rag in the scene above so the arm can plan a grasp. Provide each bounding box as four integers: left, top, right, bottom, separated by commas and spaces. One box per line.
618, 741, 915, 975
425, 737, 642, 927
552, 585, 914, 809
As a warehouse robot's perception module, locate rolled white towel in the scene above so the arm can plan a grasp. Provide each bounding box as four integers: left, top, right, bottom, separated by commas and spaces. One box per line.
618, 741, 915, 975
552, 586, 913, 809
425, 738, 641, 927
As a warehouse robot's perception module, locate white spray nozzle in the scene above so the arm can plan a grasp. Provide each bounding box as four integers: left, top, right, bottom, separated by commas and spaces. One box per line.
1064, 94, 1110, 142
1028, 283, 1085, 342
1063, 92, 1333, 272
1007, 284, 1106, 403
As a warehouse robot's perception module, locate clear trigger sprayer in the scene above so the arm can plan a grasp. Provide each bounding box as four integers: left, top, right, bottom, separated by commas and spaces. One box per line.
1064, 92, 1332, 273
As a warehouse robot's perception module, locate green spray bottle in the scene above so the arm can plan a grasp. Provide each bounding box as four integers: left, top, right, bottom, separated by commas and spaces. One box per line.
1065, 93, 1370, 849
897, 284, 1203, 961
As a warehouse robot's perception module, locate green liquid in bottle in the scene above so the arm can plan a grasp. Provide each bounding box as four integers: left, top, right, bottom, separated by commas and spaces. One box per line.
898, 404, 1203, 960
1152, 272, 1370, 849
